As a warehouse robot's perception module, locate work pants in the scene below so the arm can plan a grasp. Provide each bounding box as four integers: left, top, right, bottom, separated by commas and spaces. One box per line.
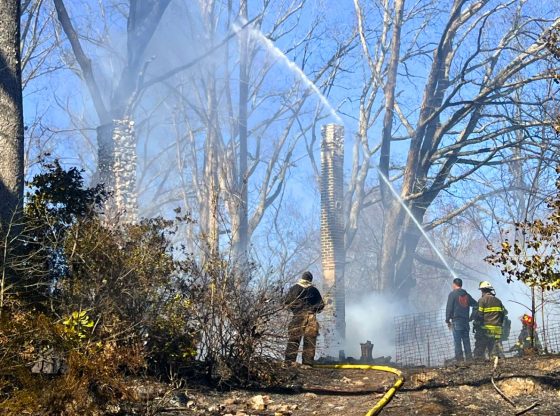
473, 330, 504, 359
452, 321, 472, 361
285, 312, 319, 365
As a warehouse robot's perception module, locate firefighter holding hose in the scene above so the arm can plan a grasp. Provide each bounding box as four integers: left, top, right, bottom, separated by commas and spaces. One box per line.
284, 271, 324, 366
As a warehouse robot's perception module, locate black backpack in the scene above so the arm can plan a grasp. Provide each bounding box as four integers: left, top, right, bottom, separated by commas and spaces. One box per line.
501, 316, 511, 341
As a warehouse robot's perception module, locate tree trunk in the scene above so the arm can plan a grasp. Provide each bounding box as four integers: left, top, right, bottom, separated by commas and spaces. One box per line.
379, 200, 424, 298
233, 0, 249, 263
202, 75, 220, 257
0, 0, 24, 231
378, 200, 405, 292
392, 216, 422, 299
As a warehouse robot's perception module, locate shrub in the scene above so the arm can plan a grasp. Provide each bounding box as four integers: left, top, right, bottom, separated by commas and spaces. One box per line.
0, 160, 291, 414
0, 162, 198, 413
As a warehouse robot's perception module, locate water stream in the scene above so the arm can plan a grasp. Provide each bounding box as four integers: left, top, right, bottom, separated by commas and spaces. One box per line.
232, 18, 457, 281
232, 19, 342, 124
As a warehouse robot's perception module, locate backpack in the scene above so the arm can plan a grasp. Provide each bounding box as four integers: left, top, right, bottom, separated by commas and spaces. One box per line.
501, 316, 511, 341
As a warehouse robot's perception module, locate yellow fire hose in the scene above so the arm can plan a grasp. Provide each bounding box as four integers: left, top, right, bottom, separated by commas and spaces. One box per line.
313, 364, 405, 416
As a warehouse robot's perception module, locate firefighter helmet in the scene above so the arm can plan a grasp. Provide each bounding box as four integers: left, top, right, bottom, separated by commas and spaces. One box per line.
521, 314, 536, 327
479, 281, 494, 290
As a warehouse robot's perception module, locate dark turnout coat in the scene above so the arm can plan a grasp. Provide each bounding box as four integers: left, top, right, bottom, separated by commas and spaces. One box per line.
284, 279, 324, 364
472, 293, 506, 339
285, 280, 324, 314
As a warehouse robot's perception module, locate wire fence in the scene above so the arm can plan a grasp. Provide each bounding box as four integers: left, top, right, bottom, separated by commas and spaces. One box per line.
394, 310, 560, 367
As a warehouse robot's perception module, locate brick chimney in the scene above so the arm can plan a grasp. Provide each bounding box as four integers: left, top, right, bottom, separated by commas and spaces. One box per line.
320, 124, 345, 356
112, 118, 138, 224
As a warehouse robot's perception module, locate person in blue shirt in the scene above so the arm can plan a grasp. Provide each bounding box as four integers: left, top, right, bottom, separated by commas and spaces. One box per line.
445, 278, 477, 361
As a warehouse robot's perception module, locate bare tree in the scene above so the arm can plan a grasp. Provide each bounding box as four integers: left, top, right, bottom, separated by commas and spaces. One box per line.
348, 0, 560, 296
152, 1, 351, 260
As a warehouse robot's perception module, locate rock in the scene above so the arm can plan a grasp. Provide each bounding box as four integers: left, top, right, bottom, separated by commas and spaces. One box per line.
458, 385, 474, 392
303, 392, 317, 398
410, 370, 439, 387
105, 404, 120, 414
353, 380, 365, 387
30, 349, 67, 375
340, 376, 352, 384
223, 397, 241, 406
466, 404, 482, 411
247, 394, 272, 411
129, 384, 164, 401
496, 377, 539, 397
362, 376, 369, 380
272, 404, 294, 415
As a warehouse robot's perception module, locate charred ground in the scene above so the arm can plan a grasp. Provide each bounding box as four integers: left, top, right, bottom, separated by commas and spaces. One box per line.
125, 355, 560, 416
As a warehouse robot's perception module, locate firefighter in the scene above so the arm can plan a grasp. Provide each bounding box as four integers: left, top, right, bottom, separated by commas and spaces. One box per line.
284, 271, 325, 366
445, 278, 478, 361
510, 314, 542, 356
472, 281, 506, 359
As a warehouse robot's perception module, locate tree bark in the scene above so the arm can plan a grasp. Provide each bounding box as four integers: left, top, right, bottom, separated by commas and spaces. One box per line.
379, 200, 425, 296
0, 0, 24, 231
379, 0, 405, 202
233, 0, 249, 263
378, 200, 404, 292
202, 81, 220, 257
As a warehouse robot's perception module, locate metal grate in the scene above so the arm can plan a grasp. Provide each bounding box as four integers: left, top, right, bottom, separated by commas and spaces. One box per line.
394, 310, 454, 367
395, 310, 560, 367
540, 322, 560, 354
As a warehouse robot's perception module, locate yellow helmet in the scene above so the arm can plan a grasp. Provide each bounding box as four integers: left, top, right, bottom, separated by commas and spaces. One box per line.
479, 281, 494, 290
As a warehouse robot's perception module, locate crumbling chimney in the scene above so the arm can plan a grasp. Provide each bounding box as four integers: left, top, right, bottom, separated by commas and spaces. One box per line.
320, 124, 345, 357
109, 118, 138, 224
360, 341, 374, 362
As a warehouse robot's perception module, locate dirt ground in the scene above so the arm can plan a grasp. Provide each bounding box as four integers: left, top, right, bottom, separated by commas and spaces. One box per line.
125, 355, 560, 416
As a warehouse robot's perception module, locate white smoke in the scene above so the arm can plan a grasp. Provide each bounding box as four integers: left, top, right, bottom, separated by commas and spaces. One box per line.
344, 292, 412, 359
342, 276, 554, 361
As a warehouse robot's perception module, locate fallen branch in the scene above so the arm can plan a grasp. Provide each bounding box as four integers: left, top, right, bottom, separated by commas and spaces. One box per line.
515, 402, 540, 416
491, 356, 540, 415
491, 357, 516, 408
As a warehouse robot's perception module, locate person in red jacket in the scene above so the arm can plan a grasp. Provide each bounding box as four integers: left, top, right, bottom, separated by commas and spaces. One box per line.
284, 271, 324, 365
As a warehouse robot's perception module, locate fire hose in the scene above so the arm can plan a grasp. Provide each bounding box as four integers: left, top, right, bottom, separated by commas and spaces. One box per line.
313, 364, 404, 416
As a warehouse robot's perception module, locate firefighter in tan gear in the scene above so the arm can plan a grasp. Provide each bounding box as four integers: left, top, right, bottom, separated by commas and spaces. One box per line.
472, 281, 506, 359
284, 271, 325, 365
